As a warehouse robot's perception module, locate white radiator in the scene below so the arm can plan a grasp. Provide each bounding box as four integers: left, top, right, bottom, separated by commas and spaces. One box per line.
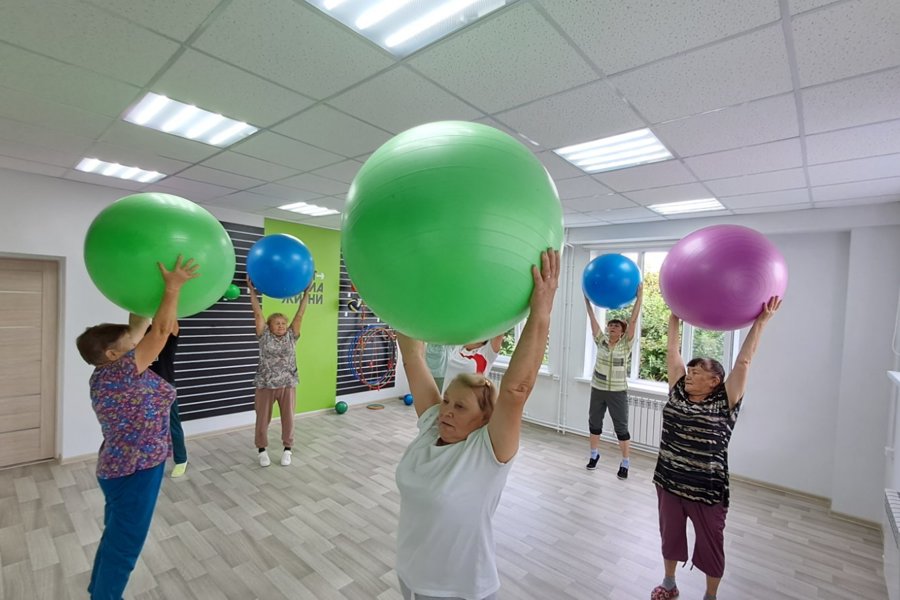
886, 489, 900, 600
619, 392, 667, 451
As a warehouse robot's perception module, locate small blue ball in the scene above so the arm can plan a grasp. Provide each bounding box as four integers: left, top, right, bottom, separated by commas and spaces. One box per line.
403, 393, 414, 406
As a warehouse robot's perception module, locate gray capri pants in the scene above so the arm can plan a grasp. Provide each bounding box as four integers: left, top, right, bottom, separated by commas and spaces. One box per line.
588, 387, 631, 441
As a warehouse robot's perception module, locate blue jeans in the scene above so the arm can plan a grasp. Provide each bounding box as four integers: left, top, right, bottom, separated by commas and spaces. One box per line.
89, 462, 164, 599
170, 397, 187, 464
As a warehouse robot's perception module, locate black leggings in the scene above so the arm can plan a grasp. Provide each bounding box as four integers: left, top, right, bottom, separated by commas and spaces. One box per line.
588, 388, 630, 441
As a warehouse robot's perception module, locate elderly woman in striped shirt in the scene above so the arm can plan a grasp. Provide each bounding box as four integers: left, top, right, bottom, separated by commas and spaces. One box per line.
651, 296, 782, 600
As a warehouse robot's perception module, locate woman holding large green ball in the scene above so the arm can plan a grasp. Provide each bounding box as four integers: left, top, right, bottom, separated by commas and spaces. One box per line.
393, 249, 560, 600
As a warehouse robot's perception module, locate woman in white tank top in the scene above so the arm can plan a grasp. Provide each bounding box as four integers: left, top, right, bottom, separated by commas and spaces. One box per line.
394, 249, 559, 600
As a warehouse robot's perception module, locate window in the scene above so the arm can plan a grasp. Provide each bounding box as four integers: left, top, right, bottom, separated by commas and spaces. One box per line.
497, 322, 550, 366
583, 249, 740, 388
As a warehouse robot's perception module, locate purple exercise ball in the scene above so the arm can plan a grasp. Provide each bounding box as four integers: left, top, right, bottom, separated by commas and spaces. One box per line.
659, 225, 788, 331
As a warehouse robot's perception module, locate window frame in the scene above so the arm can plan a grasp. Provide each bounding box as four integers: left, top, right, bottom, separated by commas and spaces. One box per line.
582, 247, 740, 391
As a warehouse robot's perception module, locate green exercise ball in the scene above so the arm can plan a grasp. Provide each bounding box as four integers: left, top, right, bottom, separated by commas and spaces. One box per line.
84, 193, 236, 317
335, 401, 349, 414
342, 121, 563, 344
222, 283, 241, 301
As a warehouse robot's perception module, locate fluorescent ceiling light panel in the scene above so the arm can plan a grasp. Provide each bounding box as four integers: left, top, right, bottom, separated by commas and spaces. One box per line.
554, 128, 673, 174
76, 158, 165, 183
304, 0, 516, 57
278, 201, 341, 217
648, 198, 725, 215
123, 93, 258, 147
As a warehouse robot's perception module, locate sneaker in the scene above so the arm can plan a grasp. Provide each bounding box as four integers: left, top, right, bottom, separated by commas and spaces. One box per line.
170, 462, 187, 478
650, 585, 679, 600
617, 464, 629, 480
586, 455, 599, 470
259, 451, 271, 467
280, 450, 292, 466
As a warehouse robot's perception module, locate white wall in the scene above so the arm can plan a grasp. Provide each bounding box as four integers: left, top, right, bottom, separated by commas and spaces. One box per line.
0, 168, 401, 459
832, 226, 900, 521
728, 232, 849, 500
0, 168, 129, 459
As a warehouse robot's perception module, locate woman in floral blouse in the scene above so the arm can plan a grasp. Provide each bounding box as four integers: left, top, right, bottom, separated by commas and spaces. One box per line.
75, 256, 198, 600
247, 277, 310, 467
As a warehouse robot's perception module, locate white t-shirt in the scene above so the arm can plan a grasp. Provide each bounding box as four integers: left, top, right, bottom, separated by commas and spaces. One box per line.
395, 405, 513, 600
441, 344, 500, 393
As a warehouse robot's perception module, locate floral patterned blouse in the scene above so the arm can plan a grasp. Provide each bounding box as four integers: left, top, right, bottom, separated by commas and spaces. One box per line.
90, 350, 175, 479
254, 328, 299, 388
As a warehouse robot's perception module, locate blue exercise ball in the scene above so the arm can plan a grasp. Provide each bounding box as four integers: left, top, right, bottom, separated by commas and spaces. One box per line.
246, 234, 315, 299
403, 393, 414, 406
583, 254, 642, 309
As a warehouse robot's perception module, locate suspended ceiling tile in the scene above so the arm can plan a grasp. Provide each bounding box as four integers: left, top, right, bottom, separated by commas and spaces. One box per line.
802, 67, 900, 134
611, 26, 792, 123
311, 160, 364, 184
624, 182, 714, 206
705, 168, 807, 196
792, 0, 900, 87
593, 160, 698, 192
0, 87, 114, 140
540, 0, 780, 75
329, 66, 483, 134
495, 80, 644, 149
807, 153, 900, 187
0, 0, 179, 86
654, 94, 798, 157
86, 0, 220, 41
408, 3, 597, 114
277, 172, 349, 196
562, 194, 636, 212
684, 139, 803, 180
555, 176, 613, 200
0, 44, 140, 118
810, 177, 900, 202
193, 0, 393, 99
201, 151, 300, 182
275, 105, 392, 157
100, 121, 220, 164
177, 165, 266, 191
155, 49, 315, 128
232, 132, 343, 171
806, 119, 900, 164
719, 188, 811, 209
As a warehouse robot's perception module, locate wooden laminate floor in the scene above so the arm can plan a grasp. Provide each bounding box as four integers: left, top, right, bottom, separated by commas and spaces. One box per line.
0, 401, 887, 599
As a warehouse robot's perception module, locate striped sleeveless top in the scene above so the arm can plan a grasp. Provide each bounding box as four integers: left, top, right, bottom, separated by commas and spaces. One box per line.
653, 377, 740, 506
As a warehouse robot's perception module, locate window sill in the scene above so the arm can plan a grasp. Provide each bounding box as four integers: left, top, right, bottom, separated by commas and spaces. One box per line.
491, 359, 553, 378
573, 376, 667, 395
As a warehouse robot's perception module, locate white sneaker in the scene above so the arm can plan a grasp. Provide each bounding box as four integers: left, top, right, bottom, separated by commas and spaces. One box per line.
259, 451, 271, 467
280, 450, 292, 466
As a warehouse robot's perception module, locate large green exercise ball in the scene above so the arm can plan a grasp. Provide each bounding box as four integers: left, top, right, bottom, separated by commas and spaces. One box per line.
84, 193, 236, 317
342, 121, 563, 344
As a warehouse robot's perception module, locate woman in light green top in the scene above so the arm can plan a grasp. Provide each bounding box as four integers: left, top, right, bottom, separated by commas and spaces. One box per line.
585, 284, 642, 478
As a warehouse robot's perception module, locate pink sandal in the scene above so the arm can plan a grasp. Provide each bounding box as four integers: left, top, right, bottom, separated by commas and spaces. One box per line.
650, 585, 680, 600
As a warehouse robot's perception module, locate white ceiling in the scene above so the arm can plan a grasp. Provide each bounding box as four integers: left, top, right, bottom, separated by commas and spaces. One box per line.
0, 0, 898, 229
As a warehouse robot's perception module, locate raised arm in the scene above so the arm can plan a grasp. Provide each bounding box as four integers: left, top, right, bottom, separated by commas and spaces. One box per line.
488, 249, 560, 463
128, 313, 151, 345
666, 312, 685, 390
725, 296, 781, 410
489, 333, 504, 354
396, 333, 442, 418
247, 276, 265, 337
290, 287, 310, 338
135, 256, 199, 373
584, 295, 601, 339
627, 283, 643, 341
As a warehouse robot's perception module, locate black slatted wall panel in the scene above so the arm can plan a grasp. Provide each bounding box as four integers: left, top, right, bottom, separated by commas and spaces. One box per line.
336, 256, 397, 396
176, 222, 263, 421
